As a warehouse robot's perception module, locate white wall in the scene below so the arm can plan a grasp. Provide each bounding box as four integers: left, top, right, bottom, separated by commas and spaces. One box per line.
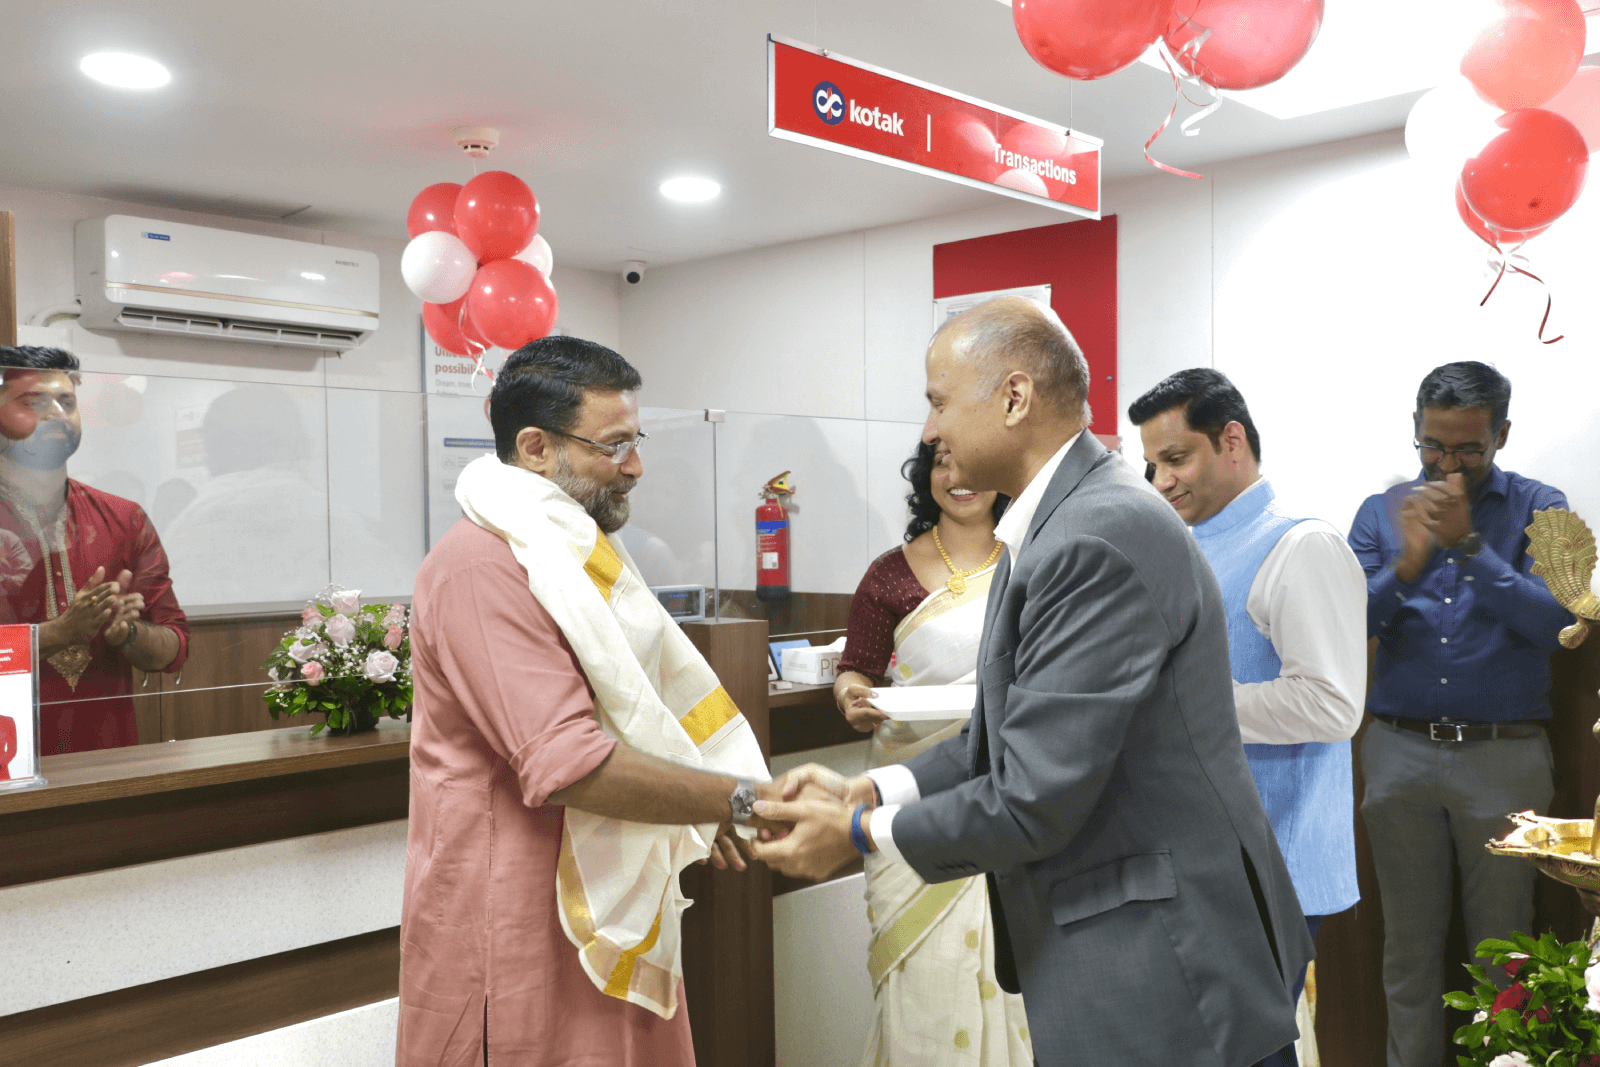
618, 198, 1067, 597
620, 128, 1600, 603
1111, 128, 1600, 536
1, 182, 620, 609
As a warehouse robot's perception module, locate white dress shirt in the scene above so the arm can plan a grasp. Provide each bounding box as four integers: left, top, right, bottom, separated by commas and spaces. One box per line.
1224, 482, 1367, 746
866, 432, 1084, 862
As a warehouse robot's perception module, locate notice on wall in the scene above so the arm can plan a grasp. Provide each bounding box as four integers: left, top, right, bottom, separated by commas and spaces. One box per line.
0, 625, 40, 789
425, 393, 498, 548
933, 284, 1052, 332
768, 36, 1101, 218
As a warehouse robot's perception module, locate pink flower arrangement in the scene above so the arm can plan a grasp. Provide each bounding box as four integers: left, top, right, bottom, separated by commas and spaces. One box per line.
263, 586, 412, 736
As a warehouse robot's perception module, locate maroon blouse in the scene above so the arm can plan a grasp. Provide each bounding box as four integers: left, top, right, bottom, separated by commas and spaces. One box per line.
839, 548, 930, 679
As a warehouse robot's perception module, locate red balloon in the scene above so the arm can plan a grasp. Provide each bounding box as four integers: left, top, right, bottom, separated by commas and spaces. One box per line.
1164, 0, 1323, 91
406, 183, 462, 239
422, 295, 492, 357
931, 113, 1004, 182
1012, 0, 1176, 81
1461, 108, 1589, 233
466, 259, 558, 351
1545, 65, 1600, 152
1461, 0, 1586, 111
455, 172, 540, 265
1454, 178, 1551, 248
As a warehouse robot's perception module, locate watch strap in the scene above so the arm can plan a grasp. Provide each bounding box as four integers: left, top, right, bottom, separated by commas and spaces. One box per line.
118, 619, 140, 650
728, 776, 758, 825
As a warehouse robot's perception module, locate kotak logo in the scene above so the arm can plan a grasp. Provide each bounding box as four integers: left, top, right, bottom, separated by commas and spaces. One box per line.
813, 82, 844, 125
811, 81, 904, 137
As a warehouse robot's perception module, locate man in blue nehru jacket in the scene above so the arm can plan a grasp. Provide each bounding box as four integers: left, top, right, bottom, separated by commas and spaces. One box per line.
1351, 361, 1569, 1067
1133, 369, 1365, 1067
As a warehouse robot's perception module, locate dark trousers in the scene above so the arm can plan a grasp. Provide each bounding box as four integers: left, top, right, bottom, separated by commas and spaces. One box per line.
1256, 914, 1323, 1067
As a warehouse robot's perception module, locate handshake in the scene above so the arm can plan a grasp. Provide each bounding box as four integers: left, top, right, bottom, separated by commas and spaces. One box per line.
707, 764, 883, 883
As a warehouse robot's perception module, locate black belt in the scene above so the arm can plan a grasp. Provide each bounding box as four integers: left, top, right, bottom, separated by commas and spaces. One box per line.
1378, 716, 1545, 742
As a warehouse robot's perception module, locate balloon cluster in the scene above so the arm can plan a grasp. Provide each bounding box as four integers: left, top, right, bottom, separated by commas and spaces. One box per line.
401, 172, 558, 367
1010, 0, 1323, 175
1406, 4, 1594, 240
1405, 0, 1594, 339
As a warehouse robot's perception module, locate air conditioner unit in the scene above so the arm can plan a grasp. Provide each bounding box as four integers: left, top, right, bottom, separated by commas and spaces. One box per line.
74, 215, 380, 352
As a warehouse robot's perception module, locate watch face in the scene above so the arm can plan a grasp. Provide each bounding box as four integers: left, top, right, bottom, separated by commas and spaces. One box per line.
730, 786, 757, 819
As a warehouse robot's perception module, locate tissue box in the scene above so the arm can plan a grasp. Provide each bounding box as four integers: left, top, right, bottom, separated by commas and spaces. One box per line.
781, 645, 842, 686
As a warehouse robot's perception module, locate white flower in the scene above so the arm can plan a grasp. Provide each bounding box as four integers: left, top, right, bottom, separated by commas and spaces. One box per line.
331, 590, 362, 616
1489, 1053, 1532, 1067
364, 650, 399, 684
325, 614, 356, 647
1586, 957, 1600, 1013
287, 640, 323, 664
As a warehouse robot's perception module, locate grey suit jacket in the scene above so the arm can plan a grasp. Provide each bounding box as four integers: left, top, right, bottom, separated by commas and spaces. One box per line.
895, 432, 1313, 1067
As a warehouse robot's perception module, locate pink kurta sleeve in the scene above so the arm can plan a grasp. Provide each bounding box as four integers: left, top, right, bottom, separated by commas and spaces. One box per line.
425, 553, 616, 807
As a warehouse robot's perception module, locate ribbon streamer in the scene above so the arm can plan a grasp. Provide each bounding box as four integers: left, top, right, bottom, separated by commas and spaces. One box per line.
1144, 34, 1220, 180
1479, 244, 1564, 344
458, 302, 497, 390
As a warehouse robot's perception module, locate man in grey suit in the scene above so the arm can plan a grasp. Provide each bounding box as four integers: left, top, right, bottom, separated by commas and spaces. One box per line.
753, 297, 1312, 1066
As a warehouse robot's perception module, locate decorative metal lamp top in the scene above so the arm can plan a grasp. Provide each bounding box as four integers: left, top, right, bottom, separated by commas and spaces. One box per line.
1526, 508, 1600, 650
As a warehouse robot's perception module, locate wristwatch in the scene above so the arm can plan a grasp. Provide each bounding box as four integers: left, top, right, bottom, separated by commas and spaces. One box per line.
1454, 532, 1483, 559
727, 777, 758, 826
118, 620, 140, 651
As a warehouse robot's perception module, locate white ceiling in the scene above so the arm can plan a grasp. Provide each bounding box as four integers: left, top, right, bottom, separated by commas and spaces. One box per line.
0, 0, 1428, 271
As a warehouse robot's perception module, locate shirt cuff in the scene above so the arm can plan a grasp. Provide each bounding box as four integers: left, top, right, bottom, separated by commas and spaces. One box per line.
865, 764, 920, 806
868, 805, 905, 864
1458, 542, 1511, 583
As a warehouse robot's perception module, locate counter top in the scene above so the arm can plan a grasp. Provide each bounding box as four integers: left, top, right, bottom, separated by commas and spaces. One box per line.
0, 718, 411, 816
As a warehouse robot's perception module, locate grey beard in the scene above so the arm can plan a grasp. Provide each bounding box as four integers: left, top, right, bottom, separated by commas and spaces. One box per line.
551, 449, 634, 534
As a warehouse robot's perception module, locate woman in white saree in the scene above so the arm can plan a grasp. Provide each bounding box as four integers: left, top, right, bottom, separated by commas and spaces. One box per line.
833, 442, 1032, 1067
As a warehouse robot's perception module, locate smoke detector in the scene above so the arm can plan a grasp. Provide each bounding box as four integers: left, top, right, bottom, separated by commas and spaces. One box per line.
453, 126, 500, 159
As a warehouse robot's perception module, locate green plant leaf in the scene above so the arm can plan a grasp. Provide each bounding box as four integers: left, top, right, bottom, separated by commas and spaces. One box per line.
1445, 992, 1479, 1010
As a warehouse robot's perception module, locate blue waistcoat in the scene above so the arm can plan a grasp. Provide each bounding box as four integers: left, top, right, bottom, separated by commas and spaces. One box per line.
1192, 479, 1359, 917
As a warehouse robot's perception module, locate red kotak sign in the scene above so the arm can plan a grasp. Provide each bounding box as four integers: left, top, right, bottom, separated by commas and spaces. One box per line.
768, 36, 1101, 218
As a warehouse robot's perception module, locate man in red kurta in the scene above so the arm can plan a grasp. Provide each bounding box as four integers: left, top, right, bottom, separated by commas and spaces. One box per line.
0, 347, 188, 754
400, 337, 775, 1066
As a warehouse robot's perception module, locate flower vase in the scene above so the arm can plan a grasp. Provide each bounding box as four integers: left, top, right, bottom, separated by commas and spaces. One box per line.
326, 706, 380, 737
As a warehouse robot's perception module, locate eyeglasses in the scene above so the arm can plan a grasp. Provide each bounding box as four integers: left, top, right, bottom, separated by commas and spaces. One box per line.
546, 428, 648, 464
1414, 440, 1489, 468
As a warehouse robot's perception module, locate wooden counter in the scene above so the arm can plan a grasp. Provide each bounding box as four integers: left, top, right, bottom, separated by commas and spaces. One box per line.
0, 719, 411, 890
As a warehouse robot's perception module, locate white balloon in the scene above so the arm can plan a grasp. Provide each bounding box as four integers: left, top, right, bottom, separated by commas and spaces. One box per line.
1405, 77, 1505, 182
401, 231, 477, 304
514, 233, 554, 277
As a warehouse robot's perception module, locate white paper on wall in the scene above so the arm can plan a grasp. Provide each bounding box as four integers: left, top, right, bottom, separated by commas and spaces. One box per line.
932, 283, 1051, 332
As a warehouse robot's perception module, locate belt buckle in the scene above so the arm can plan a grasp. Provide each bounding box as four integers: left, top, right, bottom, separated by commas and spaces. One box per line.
1429, 721, 1465, 742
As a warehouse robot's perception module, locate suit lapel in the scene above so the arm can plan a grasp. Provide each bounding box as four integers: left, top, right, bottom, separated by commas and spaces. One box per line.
966, 433, 1108, 778
1020, 431, 1108, 556
968, 548, 1011, 776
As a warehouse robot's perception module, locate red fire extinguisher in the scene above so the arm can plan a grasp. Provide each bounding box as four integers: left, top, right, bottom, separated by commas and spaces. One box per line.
757, 472, 794, 602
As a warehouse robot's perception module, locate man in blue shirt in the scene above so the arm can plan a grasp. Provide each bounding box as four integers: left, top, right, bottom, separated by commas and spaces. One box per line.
1349, 361, 1570, 1067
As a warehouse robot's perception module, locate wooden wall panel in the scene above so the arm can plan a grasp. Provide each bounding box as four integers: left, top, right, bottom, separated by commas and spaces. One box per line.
681, 618, 774, 1067
0, 928, 399, 1067
0, 758, 408, 888
161, 613, 300, 740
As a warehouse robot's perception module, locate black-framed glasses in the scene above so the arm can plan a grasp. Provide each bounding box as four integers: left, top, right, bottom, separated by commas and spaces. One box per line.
1414, 439, 1489, 467
546, 428, 648, 465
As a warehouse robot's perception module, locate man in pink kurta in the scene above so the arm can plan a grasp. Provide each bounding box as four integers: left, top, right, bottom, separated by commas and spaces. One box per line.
399, 518, 695, 1067
399, 336, 773, 1066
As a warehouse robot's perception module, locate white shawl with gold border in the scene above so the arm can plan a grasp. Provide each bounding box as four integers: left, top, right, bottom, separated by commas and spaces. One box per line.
456, 455, 767, 1019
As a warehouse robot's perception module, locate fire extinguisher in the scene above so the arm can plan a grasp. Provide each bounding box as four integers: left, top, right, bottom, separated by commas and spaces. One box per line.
757, 472, 795, 602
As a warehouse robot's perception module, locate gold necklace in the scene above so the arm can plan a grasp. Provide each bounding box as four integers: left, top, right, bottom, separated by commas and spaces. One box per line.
932, 527, 1003, 596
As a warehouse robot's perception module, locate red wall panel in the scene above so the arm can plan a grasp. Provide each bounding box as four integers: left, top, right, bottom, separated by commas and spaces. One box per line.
932, 216, 1118, 436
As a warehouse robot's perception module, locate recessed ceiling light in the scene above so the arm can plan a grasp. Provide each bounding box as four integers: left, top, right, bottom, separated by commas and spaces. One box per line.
659, 176, 721, 203
79, 52, 171, 90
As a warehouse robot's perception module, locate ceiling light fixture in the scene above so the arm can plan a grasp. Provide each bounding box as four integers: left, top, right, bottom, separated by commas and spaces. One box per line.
659, 176, 721, 203
79, 52, 171, 90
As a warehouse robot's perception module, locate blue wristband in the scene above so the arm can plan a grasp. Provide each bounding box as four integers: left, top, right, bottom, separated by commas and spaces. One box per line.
850, 803, 872, 855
